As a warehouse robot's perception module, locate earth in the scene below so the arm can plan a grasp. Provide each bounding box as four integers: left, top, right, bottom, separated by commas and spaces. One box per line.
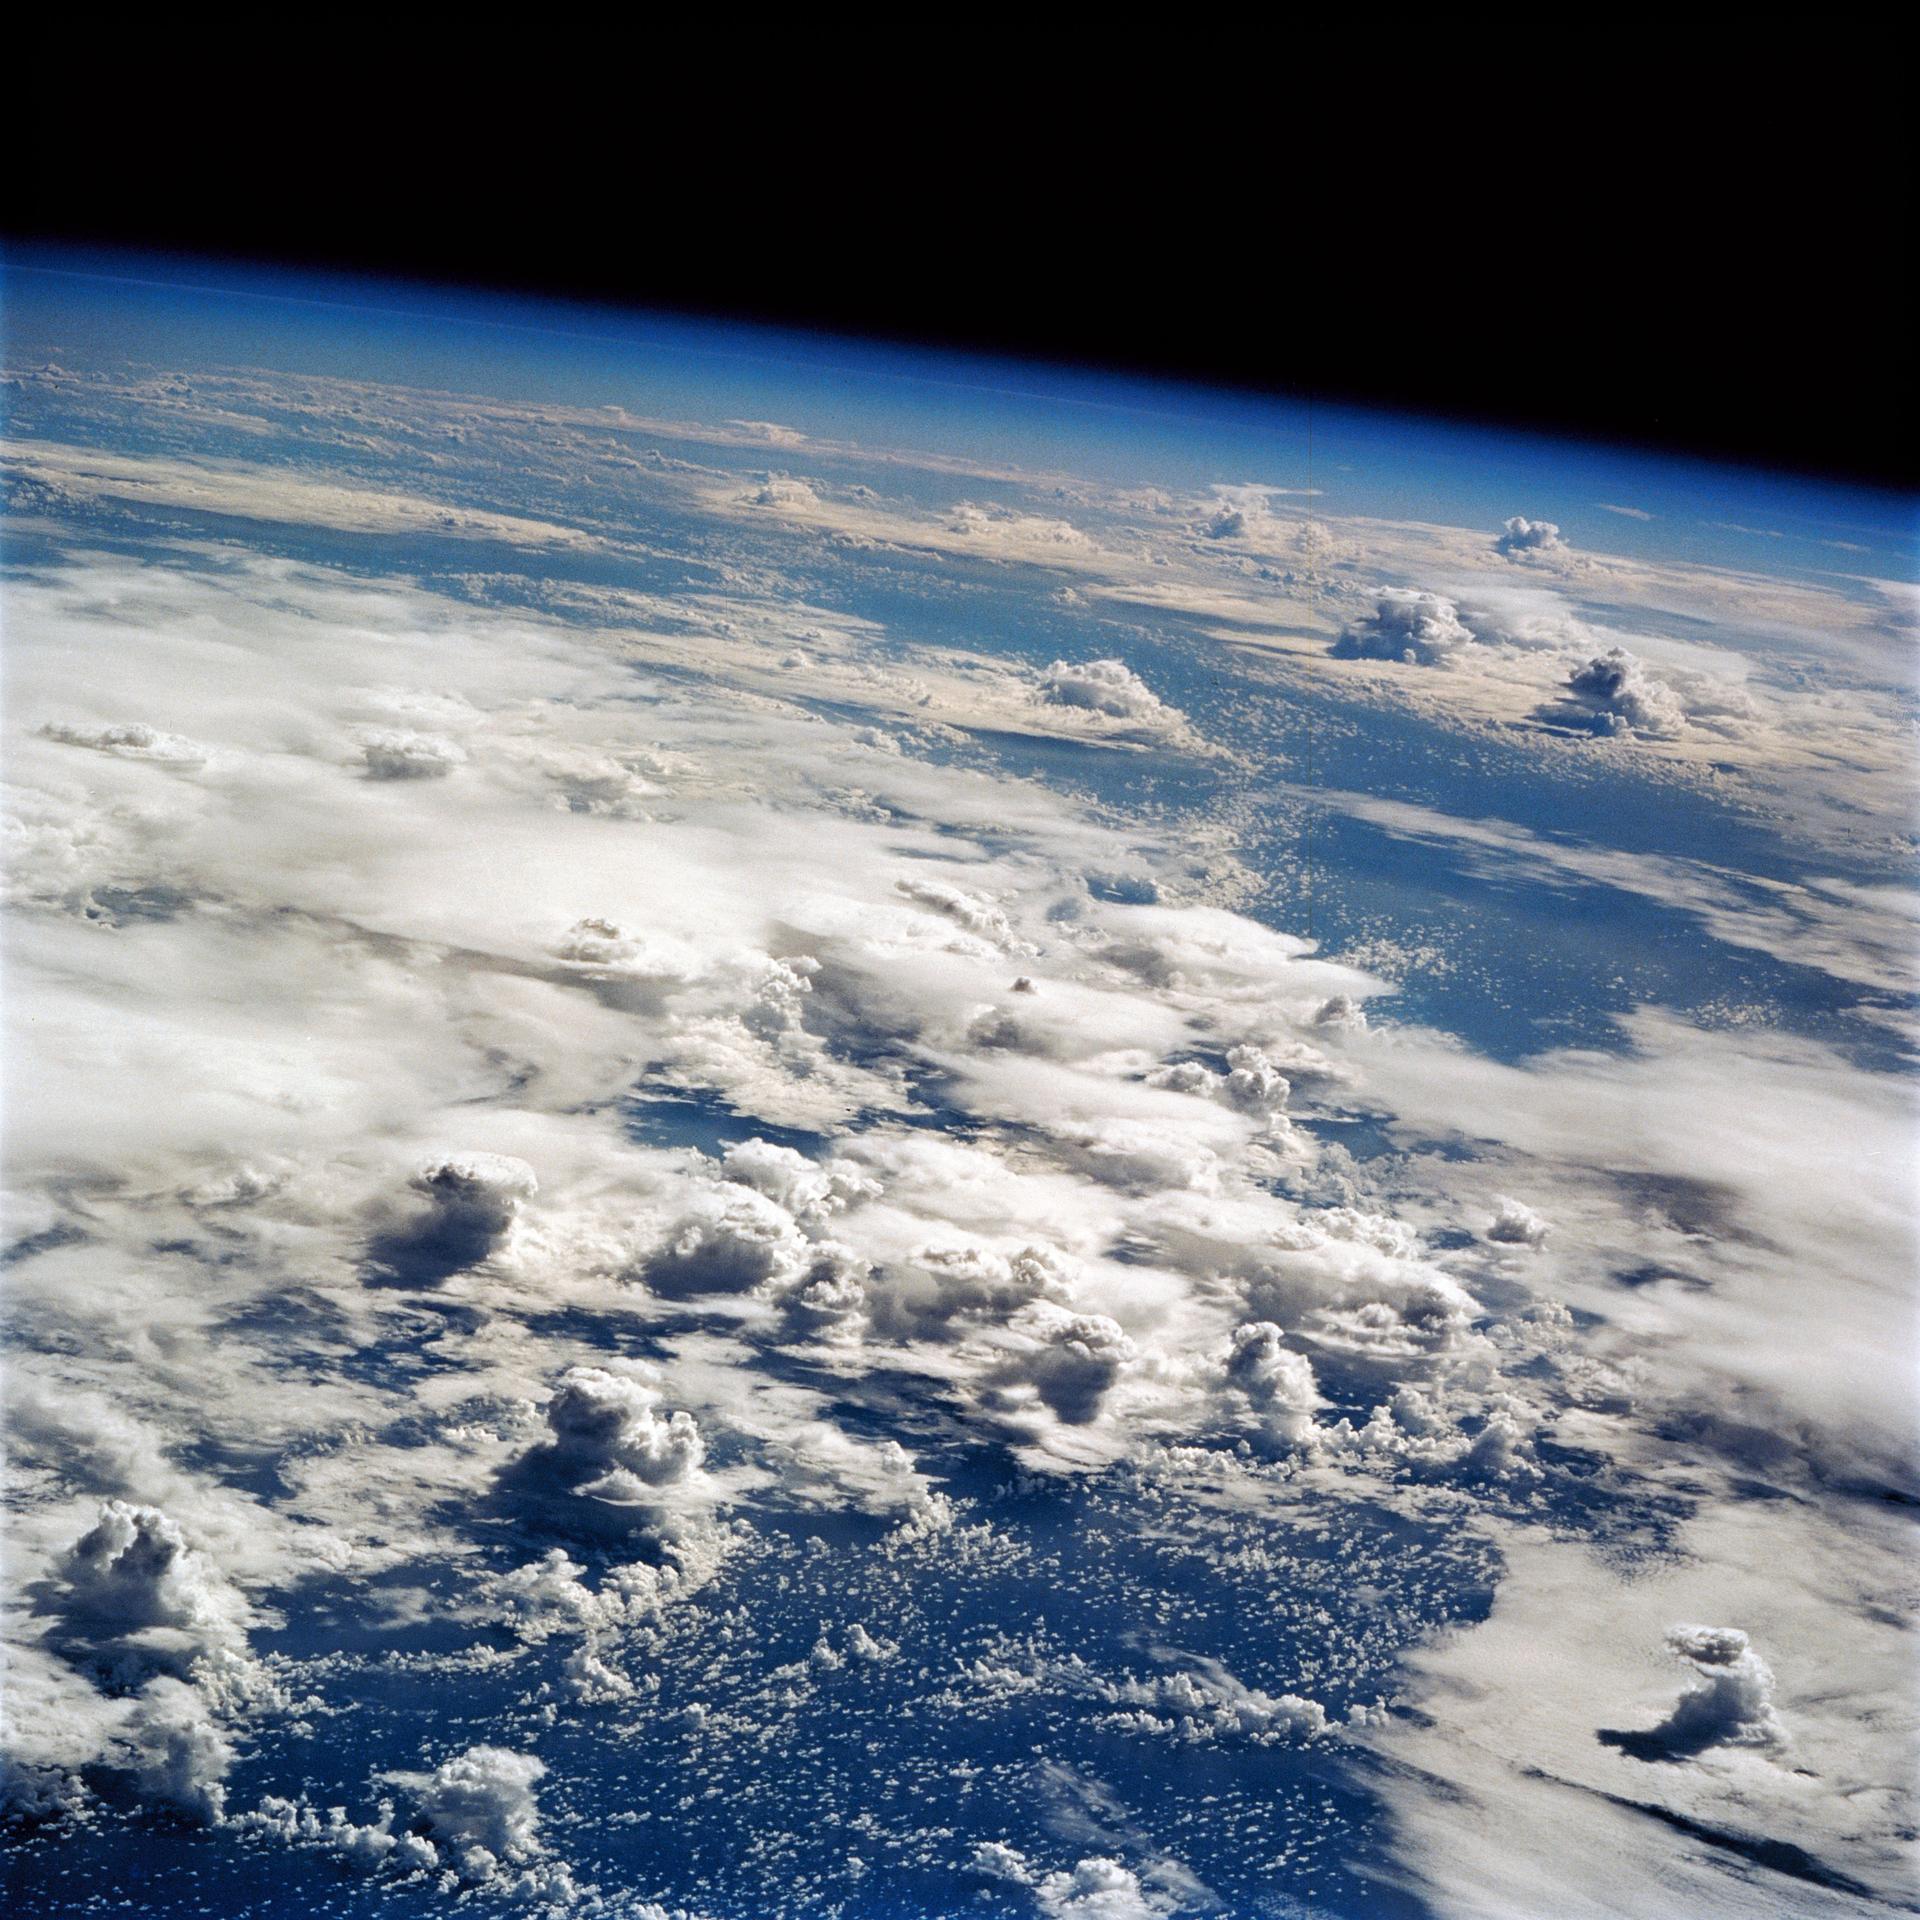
2, 256, 1916, 1919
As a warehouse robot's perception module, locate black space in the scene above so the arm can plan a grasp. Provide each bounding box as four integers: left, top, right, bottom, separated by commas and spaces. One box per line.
6, 39, 1915, 490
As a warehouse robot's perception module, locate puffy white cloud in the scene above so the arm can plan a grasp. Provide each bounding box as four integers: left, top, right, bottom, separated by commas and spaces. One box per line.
1220, 1322, 1322, 1447
1036, 1856, 1168, 1919
1338, 589, 1478, 667
747, 474, 819, 509
990, 1307, 1136, 1426
1547, 646, 1761, 742
487, 1537, 726, 1643
232, 1794, 429, 1873
1487, 1196, 1550, 1246
1606, 1625, 1785, 1759
771, 1241, 875, 1346
951, 504, 1093, 549
38, 719, 210, 766
116, 1678, 235, 1825
537, 1365, 705, 1499
874, 1238, 1076, 1339
391, 1744, 548, 1882
357, 727, 466, 779
1102, 1661, 1328, 1745
1037, 657, 1169, 723
719, 1136, 880, 1225
52, 1500, 247, 1655
1561, 648, 1689, 737
1147, 1044, 1291, 1122
641, 1183, 811, 1298
1495, 515, 1565, 556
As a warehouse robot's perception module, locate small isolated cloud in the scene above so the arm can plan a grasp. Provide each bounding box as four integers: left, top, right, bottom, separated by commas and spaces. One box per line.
357, 727, 466, 780
1495, 516, 1566, 557
1336, 589, 1478, 668
1038, 658, 1170, 723
748, 474, 819, 509
38, 720, 210, 766
1486, 1197, 1549, 1247
1600, 1625, 1785, 1760
1597, 502, 1655, 520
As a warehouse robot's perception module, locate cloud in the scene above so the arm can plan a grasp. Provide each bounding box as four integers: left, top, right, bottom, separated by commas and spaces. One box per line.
895, 874, 1034, 952
988, 1307, 1136, 1426
1597, 503, 1655, 520
1487, 1197, 1549, 1247
367, 1153, 538, 1285
1219, 1322, 1323, 1446
538, 1365, 706, 1499
1037, 658, 1171, 723
1148, 1045, 1292, 1121
718, 1136, 880, 1225
389, 1745, 551, 1883
7, 354, 1915, 1913
1495, 515, 1566, 556
1559, 648, 1690, 737
747, 474, 819, 509
1036, 1856, 1171, 1919
115, 1679, 236, 1824
357, 727, 466, 780
51, 1501, 248, 1659
38, 719, 211, 766
1548, 646, 1759, 740
1600, 1626, 1785, 1760
640, 1184, 811, 1299
950, 504, 1094, 550
1336, 589, 1478, 667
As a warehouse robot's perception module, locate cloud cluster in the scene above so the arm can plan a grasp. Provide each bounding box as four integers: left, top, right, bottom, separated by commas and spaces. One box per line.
6, 351, 1912, 1914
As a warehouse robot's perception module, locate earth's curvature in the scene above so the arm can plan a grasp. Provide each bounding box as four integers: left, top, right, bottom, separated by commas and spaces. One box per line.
2, 259, 1916, 1919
